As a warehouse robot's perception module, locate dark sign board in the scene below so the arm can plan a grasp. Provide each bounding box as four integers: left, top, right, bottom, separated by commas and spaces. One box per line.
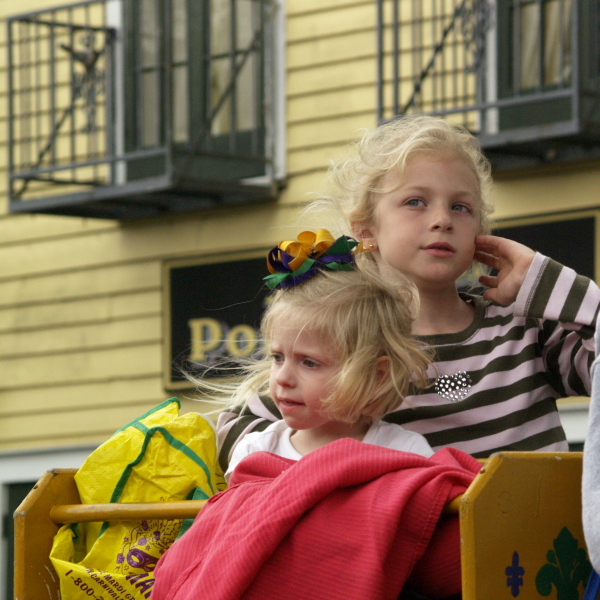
164, 252, 271, 389
494, 215, 595, 281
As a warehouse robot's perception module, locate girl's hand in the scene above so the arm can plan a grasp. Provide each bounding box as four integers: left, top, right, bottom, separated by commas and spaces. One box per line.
474, 235, 536, 305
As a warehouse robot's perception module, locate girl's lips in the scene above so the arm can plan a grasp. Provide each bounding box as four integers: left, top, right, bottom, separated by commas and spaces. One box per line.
278, 398, 304, 409
423, 243, 456, 257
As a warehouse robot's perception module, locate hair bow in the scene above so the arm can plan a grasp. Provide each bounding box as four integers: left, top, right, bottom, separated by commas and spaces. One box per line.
264, 229, 364, 290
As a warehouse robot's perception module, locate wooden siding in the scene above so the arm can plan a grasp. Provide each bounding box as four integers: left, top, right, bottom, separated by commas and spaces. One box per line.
0, 0, 598, 453
0, 0, 382, 452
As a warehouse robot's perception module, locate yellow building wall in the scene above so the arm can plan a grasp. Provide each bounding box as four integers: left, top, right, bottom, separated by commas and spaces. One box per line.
494, 166, 600, 222
0, 0, 598, 453
0, 0, 382, 452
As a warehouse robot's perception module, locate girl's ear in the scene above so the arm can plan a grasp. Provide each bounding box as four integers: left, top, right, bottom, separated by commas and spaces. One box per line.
351, 221, 377, 250
351, 220, 370, 239
376, 356, 390, 383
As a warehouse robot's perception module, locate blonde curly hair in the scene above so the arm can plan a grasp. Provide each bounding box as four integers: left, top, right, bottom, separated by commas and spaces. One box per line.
195, 268, 433, 424
324, 115, 494, 238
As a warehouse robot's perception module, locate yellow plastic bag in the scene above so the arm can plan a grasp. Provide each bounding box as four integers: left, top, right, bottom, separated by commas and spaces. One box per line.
50, 398, 226, 600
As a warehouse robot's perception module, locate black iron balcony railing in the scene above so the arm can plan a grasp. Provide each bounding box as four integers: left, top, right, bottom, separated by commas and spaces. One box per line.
377, 0, 600, 171
7, 0, 282, 219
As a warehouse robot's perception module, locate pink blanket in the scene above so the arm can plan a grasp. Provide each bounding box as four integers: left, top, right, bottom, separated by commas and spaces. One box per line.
151, 440, 480, 600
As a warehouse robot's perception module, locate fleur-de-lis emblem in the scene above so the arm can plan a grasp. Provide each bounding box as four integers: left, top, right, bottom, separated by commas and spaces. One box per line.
506, 551, 525, 597
535, 527, 591, 599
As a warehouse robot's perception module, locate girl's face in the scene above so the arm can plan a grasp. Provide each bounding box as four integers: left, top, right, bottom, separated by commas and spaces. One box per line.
268, 325, 340, 431
361, 155, 481, 294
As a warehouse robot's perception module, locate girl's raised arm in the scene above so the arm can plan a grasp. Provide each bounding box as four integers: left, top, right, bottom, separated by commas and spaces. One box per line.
488, 245, 599, 397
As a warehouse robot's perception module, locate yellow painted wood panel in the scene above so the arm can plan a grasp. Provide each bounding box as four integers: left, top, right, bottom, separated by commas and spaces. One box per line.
0, 289, 160, 330
287, 3, 375, 43
0, 404, 165, 449
287, 113, 374, 152
287, 56, 375, 100
287, 151, 339, 179
0, 430, 110, 451
1, 341, 161, 388
0, 315, 161, 358
288, 85, 376, 124
0, 397, 218, 451
493, 169, 600, 220
279, 171, 332, 208
0, 204, 308, 279
0, 213, 113, 247
0, 0, 49, 20
0, 261, 160, 308
0, 376, 166, 415
287, 0, 368, 17
287, 30, 375, 70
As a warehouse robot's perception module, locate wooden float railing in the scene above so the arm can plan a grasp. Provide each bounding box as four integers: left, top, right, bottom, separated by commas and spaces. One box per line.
49, 499, 210, 524
47, 496, 462, 525
14, 452, 587, 600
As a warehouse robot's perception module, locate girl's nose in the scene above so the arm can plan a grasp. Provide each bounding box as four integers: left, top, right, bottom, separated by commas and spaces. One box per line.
430, 207, 453, 231
275, 362, 295, 387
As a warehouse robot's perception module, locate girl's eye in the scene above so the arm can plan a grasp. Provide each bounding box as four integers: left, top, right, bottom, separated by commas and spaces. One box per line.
303, 358, 319, 368
270, 353, 284, 364
452, 203, 472, 213
405, 198, 424, 207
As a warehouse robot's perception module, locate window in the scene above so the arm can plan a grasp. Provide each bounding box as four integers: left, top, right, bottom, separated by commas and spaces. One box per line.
120, 0, 277, 184
493, 0, 576, 130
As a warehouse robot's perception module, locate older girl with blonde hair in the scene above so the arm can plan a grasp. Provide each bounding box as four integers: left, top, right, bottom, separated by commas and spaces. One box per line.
219, 115, 600, 463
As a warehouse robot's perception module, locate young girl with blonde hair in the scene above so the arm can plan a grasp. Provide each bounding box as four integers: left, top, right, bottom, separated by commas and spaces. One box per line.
218, 115, 600, 464
205, 229, 434, 479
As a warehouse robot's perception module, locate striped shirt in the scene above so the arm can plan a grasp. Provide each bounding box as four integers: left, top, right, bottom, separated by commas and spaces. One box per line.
216, 253, 599, 469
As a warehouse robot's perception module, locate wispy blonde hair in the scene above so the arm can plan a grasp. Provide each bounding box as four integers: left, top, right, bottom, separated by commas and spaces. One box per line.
320, 114, 494, 238
195, 268, 432, 424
